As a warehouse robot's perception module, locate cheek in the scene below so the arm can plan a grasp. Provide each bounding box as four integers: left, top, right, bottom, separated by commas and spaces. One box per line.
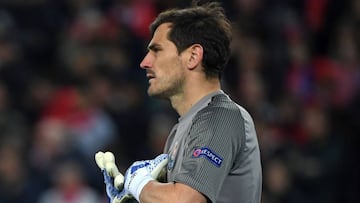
156, 55, 182, 75
153, 59, 184, 88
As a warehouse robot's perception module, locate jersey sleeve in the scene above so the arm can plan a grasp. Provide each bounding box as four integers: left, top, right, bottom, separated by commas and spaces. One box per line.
173, 106, 245, 202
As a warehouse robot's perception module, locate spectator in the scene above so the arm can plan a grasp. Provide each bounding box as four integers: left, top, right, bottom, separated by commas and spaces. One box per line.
38, 160, 101, 203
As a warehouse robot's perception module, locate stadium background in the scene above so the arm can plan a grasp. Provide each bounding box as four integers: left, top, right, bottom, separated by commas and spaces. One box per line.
0, 0, 358, 202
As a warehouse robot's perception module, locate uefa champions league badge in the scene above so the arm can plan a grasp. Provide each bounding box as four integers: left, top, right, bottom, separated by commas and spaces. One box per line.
192, 147, 223, 167
168, 142, 179, 171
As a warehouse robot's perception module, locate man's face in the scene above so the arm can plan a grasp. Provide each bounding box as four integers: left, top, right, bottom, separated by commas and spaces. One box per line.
140, 23, 186, 99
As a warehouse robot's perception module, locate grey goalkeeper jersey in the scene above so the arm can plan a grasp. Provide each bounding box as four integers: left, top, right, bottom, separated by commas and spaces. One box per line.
164, 90, 262, 203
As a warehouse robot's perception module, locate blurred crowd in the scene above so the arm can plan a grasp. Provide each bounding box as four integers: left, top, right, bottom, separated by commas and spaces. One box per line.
0, 0, 358, 203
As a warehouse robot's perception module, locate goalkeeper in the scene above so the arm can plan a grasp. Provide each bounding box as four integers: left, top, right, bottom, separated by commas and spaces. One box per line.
96, 0, 262, 202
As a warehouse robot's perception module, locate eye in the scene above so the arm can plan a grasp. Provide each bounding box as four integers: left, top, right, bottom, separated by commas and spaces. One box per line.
148, 44, 162, 53
152, 47, 162, 54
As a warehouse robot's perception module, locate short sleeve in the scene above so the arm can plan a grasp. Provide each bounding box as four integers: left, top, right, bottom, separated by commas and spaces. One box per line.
173, 106, 245, 202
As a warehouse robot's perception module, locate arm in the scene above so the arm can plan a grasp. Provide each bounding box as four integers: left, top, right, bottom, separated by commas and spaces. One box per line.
140, 181, 207, 203
123, 154, 208, 203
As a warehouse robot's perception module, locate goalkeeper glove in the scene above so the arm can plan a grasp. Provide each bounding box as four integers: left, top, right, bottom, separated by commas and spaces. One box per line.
95, 151, 133, 203
95, 152, 168, 203
123, 154, 168, 202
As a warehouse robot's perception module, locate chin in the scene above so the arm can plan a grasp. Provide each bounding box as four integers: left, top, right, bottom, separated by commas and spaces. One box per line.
148, 89, 160, 97
148, 89, 168, 100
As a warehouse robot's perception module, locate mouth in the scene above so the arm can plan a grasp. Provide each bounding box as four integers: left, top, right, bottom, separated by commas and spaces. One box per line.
146, 74, 155, 84
146, 72, 155, 80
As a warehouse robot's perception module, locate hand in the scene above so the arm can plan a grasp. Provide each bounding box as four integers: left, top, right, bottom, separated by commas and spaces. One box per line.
123, 154, 169, 201
95, 151, 132, 203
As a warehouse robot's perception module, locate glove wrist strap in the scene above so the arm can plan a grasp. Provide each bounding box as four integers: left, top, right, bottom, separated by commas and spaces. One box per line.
134, 175, 153, 202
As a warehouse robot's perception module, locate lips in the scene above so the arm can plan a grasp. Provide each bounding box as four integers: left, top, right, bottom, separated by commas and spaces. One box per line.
146, 71, 156, 80
146, 73, 155, 84
146, 74, 155, 79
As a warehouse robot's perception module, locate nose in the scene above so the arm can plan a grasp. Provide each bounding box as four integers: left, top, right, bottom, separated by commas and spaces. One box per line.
140, 53, 152, 69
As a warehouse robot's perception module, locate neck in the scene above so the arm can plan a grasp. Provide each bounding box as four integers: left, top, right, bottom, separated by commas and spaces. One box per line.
170, 77, 220, 116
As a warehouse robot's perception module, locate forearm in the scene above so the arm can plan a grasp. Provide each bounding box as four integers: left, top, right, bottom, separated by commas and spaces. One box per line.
139, 181, 207, 203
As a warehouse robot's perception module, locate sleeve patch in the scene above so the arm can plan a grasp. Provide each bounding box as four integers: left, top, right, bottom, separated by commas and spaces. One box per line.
192, 147, 223, 167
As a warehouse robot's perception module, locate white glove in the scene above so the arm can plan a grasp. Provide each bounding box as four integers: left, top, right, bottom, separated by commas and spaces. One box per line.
95, 151, 132, 203
95, 151, 124, 188
123, 154, 169, 202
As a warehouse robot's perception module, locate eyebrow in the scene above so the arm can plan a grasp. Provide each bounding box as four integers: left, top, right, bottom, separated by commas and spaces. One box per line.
148, 43, 161, 51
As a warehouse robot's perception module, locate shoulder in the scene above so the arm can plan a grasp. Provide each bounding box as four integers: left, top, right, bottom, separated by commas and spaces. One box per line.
194, 94, 248, 124
189, 94, 253, 141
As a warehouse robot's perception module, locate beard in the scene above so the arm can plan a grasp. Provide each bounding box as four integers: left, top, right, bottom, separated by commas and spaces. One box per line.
147, 73, 185, 100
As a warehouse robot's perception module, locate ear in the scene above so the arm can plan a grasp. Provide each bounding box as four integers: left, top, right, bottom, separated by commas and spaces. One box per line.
187, 44, 203, 70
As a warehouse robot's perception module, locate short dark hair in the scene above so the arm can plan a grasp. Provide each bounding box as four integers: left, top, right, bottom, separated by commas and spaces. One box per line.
150, 0, 232, 79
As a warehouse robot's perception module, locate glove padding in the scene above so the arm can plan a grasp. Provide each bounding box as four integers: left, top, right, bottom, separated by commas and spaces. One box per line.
123, 154, 169, 202
95, 151, 132, 203
95, 152, 168, 203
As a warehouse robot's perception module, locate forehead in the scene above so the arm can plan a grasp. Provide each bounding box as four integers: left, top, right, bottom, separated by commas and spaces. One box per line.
149, 23, 173, 46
